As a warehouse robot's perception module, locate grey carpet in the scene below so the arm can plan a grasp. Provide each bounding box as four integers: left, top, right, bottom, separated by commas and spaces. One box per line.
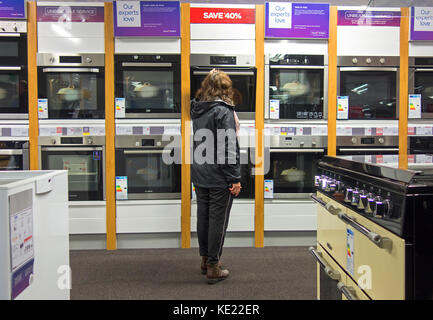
69, 246, 316, 300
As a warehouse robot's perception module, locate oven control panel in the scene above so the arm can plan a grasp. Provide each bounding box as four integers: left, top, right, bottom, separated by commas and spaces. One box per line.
0, 21, 27, 33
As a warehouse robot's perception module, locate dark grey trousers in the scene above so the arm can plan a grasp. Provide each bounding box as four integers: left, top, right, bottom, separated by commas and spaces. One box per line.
195, 186, 233, 265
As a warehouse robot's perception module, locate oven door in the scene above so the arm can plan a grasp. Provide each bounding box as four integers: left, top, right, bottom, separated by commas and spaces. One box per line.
0, 66, 28, 118
410, 68, 433, 119
116, 148, 181, 200
38, 67, 105, 119
0, 33, 27, 66
337, 147, 400, 160
338, 67, 398, 120
41, 147, 104, 201
115, 61, 181, 118
191, 67, 256, 119
0, 150, 26, 170
237, 148, 254, 199
268, 66, 326, 120
265, 148, 325, 199
408, 136, 433, 154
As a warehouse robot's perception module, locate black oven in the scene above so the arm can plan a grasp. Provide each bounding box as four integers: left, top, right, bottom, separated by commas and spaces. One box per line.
190, 54, 256, 120
115, 134, 181, 200
37, 53, 105, 119
409, 57, 433, 119
0, 21, 28, 119
114, 54, 181, 118
0, 140, 29, 170
264, 136, 326, 199
237, 137, 255, 199
337, 56, 399, 120
265, 54, 327, 120
408, 136, 433, 155
39, 136, 105, 201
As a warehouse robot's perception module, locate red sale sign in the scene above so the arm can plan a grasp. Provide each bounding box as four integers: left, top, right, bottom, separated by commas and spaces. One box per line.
190, 7, 255, 24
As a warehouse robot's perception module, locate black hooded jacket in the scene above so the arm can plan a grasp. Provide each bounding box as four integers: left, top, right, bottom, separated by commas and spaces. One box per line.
190, 99, 241, 188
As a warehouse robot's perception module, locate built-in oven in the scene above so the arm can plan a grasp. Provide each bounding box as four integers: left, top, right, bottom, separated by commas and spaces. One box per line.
0, 140, 29, 170
408, 136, 433, 155
337, 56, 399, 120
409, 57, 433, 119
115, 134, 181, 200
39, 136, 105, 201
265, 54, 327, 120
264, 136, 326, 199
0, 21, 28, 119
190, 54, 256, 120
114, 54, 181, 118
336, 136, 400, 163
37, 53, 105, 119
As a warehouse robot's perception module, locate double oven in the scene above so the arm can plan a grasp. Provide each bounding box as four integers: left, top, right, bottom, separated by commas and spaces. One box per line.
114, 54, 181, 118
0, 21, 28, 119
37, 53, 105, 119
409, 57, 433, 119
39, 136, 105, 201
337, 56, 399, 120
0, 140, 29, 170
190, 54, 256, 120
115, 133, 182, 200
265, 54, 328, 120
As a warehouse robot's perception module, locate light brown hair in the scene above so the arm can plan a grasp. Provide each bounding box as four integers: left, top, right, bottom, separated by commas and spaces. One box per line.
195, 69, 234, 105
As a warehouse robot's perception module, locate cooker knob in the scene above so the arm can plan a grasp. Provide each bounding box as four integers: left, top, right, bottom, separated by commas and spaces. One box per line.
352, 58, 358, 64
300, 141, 305, 147
49, 57, 55, 64
372, 196, 383, 217
133, 55, 139, 60
51, 138, 56, 145
381, 199, 393, 218
366, 58, 372, 64
344, 187, 353, 203
86, 57, 93, 64
378, 137, 385, 144
357, 190, 367, 210
351, 137, 357, 144
380, 58, 386, 64
365, 195, 376, 214
351, 189, 360, 206
13, 25, 18, 32
87, 138, 93, 145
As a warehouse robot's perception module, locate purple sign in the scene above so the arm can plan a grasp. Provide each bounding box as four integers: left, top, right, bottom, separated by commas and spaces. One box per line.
114, 1, 180, 37
410, 7, 433, 41
0, 0, 26, 19
37, 6, 104, 23
338, 10, 400, 27
11, 259, 34, 299
265, 2, 329, 39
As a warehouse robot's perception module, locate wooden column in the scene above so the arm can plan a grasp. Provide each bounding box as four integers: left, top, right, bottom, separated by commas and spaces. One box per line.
327, 6, 338, 157
181, 3, 191, 249
254, 4, 265, 248
104, 2, 117, 250
27, 1, 39, 170
399, 8, 409, 170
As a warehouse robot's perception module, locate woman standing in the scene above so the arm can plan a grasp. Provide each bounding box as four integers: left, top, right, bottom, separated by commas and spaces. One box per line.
190, 69, 241, 284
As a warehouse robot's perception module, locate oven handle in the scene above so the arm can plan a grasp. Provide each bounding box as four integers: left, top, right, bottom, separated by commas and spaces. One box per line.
310, 194, 342, 216
42, 68, 100, 73
121, 62, 172, 67
41, 147, 103, 152
337, 212, 393, 250
270, 149, 325, 153
0, 66, 21, 71
0, 33, 20, 37
337, 282, 359, 300
123, 150, 171, 154
193, 71, 255, 76
270, 65, 326, 69
339, 67, 398, 72
308, 247, 341, 281
414, 68, 433, 72
0, 150, 23, 155
337, 148, 399, 152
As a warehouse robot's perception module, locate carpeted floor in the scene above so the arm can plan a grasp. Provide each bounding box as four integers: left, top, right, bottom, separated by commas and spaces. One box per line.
69, 246, 316, 300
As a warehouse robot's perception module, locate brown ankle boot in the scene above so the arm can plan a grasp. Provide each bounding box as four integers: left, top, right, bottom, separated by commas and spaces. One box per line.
206, 263, 229, 284
200, 256, 208, 275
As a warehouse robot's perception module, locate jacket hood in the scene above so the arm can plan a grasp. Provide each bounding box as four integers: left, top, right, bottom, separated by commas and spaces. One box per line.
190, 99, 233, 119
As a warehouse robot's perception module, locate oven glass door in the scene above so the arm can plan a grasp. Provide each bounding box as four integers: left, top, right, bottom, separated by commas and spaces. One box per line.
414, 70, 433, 118
38, 68, 105, 119
409, 136, 433, 154
41, 148, 104, 201
0, 151, 23, 170
0, 35, 27, 65
116, 148, 181, 199
339, 70, 397, 120
191, 68, 256, 113
269, 67, 324, 119
237, 148, 254, 199
265, 149, 325, 197
116, 65, 180, 115
0, 68, 28, 115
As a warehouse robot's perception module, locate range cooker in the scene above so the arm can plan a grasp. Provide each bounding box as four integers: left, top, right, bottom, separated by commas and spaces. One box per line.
310, 156, 433, 300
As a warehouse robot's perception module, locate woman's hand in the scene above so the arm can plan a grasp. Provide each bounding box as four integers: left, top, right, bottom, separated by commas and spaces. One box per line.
229, 182, 242, 197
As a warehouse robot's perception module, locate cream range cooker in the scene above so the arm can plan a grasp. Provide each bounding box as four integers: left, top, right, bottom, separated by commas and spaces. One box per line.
310, 156, 433, 300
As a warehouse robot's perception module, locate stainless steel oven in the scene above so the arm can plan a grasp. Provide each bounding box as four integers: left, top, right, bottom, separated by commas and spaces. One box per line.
39, 136, 105, 201
0, 21, 28, 119
190, 54, 256, 120
115, 134, 181, 200
265, 54, 327, 120
337, 136, 399, 162
0, 140, 29, 170
409, 57, 433, 119
114, 54, 181, 118
37, 53, 105, 119
337, 56, 399, 120
264, 135, 326, 199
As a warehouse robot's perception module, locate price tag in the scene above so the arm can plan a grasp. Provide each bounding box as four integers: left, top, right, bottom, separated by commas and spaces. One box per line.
115, 98, 126, 118
38, 99, 48, 119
